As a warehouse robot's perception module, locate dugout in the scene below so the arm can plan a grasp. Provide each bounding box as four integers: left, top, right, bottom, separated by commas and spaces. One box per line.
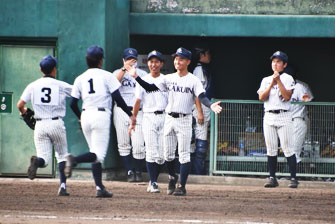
1, 0, 335, 177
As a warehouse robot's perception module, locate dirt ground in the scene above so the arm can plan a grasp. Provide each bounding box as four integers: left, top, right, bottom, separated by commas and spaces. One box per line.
0, 178, 335, 224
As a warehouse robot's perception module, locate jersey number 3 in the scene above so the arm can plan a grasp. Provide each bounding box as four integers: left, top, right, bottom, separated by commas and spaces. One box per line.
41, 87, 51, 103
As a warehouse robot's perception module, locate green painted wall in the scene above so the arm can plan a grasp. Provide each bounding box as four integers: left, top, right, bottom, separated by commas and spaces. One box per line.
0, 0, 131, 169
129, 13, 335, 38
131, 0, 335, 15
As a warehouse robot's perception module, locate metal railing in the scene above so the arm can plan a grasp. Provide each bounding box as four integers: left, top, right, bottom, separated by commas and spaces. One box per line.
209, 100, 335, 178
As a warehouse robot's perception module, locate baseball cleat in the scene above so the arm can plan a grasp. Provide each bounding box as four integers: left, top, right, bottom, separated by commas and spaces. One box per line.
167, 175, 178, 195
288, 179, 299, 188
264, 177, 279, 188
127, 170, 136, 182
173, 185, 186, 196
27, 156, 39, 180
65, 154, 76, 178
147, 181, 151, 193
58, 187, 70, 196
135, 171, 143, 182
148, 182, 160, 193
96, 189, 113, 198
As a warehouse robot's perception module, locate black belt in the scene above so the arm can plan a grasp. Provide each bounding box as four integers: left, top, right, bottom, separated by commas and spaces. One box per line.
267, 110, 288, 114
36, 117, 59, 121
168, 112, 188, 118
154, 111, 164, 115
83, 108, 105, 111
292, 117, 305, 121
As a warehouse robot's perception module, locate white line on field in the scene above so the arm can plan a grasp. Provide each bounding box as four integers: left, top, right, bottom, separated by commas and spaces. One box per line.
2, 214, 273, 224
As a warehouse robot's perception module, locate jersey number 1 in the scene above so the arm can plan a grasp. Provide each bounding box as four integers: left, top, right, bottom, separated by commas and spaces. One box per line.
88, 78, 96, 94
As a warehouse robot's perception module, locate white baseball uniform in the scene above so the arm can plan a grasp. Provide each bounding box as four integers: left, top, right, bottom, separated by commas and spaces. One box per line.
113, 68, 147, 159
291, 81, 313, 162
71, 68, 121, 163
136, 74, 168, 164
257, 73, 295, 157
155, 72, 205, 164
192, 64, 211, 142
20, 77, 72, 166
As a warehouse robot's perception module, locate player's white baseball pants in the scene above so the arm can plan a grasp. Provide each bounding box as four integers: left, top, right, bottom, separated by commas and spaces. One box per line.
263, 111, 295, 157
293, 117, 307, 162
164, 114, 192, 164
192, 104, 211, 141
34, 119, 68, 166
142, 112, 165, 164
81, 109, 111, 163
113, 106, 145, 160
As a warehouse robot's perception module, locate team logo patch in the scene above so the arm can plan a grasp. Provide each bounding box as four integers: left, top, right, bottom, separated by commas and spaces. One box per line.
275, 51, 280, 55
177, 48, 182, 53
129, 49, 133, 54
152, 50, 157, 55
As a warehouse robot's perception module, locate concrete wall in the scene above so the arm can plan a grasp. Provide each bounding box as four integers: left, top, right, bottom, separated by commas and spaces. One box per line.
131, 0, 335, 15
0, 0, 131, 169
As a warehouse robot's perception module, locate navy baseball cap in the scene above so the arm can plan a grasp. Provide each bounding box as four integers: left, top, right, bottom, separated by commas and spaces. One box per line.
147, 50, 163, 61
123, 48, 138, 60
172, 47, 192, 60
270, 51, 288, 63
86, 45, 104, 60
40, 55, 57, 73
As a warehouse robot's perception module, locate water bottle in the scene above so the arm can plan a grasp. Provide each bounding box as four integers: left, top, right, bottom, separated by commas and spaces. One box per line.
313, 141, 320, 158
239, 139, 245, 156
245, 116, 251, 132
303, 140, 312, 158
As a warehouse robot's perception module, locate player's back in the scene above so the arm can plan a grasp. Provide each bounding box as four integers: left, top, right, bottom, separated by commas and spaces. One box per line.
72, 68, 120, 110
23, 77, 72, 119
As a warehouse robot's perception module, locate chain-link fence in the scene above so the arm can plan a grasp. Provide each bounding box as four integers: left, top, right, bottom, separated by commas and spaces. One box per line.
209, 100, 335, 178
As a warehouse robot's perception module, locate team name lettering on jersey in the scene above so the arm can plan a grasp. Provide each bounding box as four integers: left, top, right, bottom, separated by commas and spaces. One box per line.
166, 81, 194, 94
121, 78, 136, 88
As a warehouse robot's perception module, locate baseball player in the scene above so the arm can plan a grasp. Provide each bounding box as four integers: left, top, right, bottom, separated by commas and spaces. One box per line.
191, 46, 214, 175
65, 46, 135, 198
17, 55, 72, 196
130, 50, 168, 193
113, 48, 147, 182
287, 68, 313, 163
257, 51, 298, 188
126, 47, 222, 196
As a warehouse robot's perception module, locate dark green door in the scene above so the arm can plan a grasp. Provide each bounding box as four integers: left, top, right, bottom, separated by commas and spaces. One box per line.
0, 45, 55, 176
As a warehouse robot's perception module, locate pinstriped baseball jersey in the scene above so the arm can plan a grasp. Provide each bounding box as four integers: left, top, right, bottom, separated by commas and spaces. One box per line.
113, 68, 147, 107
192, 64, 211, 141
135, 74, 168, 113
291, 82, 312, 118
257, 73, 295, 111
20, 77, 72, 119
20, 76, 72, 165
193, 64, 209, 89
72, 68, 121, 163
136, 73, 167, 165
71, 68, 120, 109
155, 72, 205, 114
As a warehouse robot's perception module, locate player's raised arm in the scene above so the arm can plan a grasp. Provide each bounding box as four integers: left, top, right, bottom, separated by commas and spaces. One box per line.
125, 65, 160, 92
115, 58, 137, 82
197, 93, 222, 114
